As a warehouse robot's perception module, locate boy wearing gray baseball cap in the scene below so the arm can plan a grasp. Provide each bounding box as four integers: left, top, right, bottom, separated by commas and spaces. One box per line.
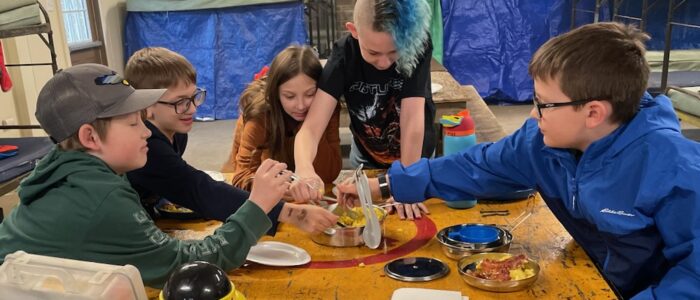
0, 64, 293, 286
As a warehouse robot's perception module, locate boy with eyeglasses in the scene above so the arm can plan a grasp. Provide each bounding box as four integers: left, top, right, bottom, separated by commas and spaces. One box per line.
125, 47, 337, 235
338, 22, 700, 298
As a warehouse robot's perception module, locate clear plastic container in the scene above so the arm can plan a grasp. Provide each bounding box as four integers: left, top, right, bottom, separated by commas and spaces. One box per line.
0, 251, 147, 300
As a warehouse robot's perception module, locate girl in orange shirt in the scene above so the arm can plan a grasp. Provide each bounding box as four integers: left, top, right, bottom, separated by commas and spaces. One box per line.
223, 45, 341, 196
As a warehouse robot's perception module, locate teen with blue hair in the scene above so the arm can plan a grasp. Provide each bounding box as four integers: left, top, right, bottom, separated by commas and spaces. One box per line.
292, 0, 435, 220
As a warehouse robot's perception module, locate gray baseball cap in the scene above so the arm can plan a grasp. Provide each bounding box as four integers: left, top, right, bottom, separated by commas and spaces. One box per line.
35, 63, 167, 142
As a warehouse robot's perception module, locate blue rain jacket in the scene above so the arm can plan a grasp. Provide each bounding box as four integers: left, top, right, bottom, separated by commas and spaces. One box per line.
389, 94, 700, 299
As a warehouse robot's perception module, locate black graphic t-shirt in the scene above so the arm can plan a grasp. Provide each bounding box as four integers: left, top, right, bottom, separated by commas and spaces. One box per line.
319, 34, 436, 167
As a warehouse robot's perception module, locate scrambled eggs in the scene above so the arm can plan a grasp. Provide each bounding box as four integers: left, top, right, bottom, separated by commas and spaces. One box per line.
509, 267, 536, 280
160, 203, 194, 213
337, 207, 383, 227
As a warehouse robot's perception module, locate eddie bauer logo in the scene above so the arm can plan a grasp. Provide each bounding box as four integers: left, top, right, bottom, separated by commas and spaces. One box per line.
600, 208, 635, 217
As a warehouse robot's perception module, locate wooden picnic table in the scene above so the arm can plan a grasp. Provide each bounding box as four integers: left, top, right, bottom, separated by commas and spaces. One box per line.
151, 175, 616, 299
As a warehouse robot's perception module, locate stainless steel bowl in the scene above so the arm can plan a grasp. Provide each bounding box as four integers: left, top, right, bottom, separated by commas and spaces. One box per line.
457, 252, 540, 292
443, 224, 505, 249
311, 205, 387, 247
436, 224, 512, 260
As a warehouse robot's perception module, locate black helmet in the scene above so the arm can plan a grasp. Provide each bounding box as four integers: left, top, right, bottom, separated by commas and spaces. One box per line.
160, 261, 235, 300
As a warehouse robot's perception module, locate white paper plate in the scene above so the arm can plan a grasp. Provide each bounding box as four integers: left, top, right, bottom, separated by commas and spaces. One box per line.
246, 241, 311, 266
431, 83, 443, 94
203, 170, 225, 182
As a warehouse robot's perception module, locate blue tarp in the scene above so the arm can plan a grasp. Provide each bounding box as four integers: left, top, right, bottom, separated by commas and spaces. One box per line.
125, 2, 307, 119
441, 0, 700, 103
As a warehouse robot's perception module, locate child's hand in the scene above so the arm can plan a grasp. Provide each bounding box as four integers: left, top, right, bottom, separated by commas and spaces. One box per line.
281, 203, 338, 234
289, 174, 324, 203
386, 198, 430, 220
336, 178, 360, 208
249, 159, 291, 213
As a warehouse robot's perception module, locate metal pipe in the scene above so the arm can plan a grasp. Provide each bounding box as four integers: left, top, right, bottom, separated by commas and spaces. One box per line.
571, 0, 579, 29
640, 0, 648, 30
660, 0, 675, 92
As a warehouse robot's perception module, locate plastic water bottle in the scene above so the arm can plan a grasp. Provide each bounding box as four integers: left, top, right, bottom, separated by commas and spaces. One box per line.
442, 109, 476, 155
441, 109, 477, 209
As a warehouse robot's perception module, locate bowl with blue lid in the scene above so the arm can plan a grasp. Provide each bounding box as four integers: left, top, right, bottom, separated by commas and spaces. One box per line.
436, 223, 512, 260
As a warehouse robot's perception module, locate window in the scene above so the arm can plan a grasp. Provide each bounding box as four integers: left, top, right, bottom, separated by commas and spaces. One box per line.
61, 0, 93, 45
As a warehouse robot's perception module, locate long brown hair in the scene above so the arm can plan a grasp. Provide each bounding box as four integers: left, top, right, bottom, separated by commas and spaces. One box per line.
239, 45, 322, 165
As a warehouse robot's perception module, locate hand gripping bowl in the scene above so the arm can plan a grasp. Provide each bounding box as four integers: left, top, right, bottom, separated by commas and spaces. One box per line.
311, 204, 387, 247
436, 224, 512, 260
457, 252, 540, 292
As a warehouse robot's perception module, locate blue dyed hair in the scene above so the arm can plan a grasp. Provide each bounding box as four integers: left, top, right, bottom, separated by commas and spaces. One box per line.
373, 0, 431, 77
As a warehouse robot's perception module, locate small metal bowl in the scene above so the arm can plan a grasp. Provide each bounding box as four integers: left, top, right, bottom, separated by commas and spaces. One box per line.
457, 252, 540, 292
311, 205, 387, 247
436, 224, 512, 260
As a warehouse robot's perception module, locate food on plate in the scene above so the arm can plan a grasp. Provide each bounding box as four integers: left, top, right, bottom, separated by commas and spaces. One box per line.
337, 207, 383, 227
467, 254, 535, 281
160, 202, 194, 213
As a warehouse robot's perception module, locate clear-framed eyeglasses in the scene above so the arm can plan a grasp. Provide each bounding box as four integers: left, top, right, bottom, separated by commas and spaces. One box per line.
157, 87, 206, 114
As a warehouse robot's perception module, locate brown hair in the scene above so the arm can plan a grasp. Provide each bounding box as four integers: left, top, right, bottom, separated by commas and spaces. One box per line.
239, 45, 321, 166
528, 22, 650, 123
239, 79, 268, 123
124, 47, 196, 89
58, 118, 112, 151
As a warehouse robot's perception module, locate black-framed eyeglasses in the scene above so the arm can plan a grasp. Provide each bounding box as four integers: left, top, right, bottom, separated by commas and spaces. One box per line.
157, 87, 206, 114
532, 95, 599, 119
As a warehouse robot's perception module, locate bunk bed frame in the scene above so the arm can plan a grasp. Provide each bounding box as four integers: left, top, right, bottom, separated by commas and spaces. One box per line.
571, 0, 661, 31
662, 1, 700, 134
659, 0, 699, 92
0, 2, 56, 204
0, 1, 57, 130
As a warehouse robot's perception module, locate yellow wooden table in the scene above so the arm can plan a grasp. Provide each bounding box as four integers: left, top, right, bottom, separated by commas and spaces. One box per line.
153, 192, 616, 299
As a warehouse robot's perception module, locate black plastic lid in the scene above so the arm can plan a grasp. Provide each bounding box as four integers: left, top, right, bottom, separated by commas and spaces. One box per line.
384, 257, 450, 282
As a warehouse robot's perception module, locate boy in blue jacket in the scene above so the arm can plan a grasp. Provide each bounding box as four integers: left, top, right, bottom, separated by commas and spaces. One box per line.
339, 22, 700, 299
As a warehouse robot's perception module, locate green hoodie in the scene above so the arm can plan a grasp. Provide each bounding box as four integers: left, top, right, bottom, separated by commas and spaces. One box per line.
0, 147, 271, 286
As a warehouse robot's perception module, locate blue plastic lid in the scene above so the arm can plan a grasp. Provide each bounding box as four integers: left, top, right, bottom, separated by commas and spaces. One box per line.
448, 225, 500, 243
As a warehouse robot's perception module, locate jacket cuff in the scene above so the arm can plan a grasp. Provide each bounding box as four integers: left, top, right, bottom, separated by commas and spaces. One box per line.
388, 158, 431, 203
265, 201, 284, 235
226, 200, 272, 240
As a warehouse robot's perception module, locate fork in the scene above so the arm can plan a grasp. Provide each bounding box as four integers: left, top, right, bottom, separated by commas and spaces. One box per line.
329, 194, 361, 220
289, 173, 360, 220
287, 172, 319, 190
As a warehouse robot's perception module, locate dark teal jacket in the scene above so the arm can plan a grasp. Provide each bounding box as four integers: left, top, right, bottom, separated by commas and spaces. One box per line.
0, 148, 271, 286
